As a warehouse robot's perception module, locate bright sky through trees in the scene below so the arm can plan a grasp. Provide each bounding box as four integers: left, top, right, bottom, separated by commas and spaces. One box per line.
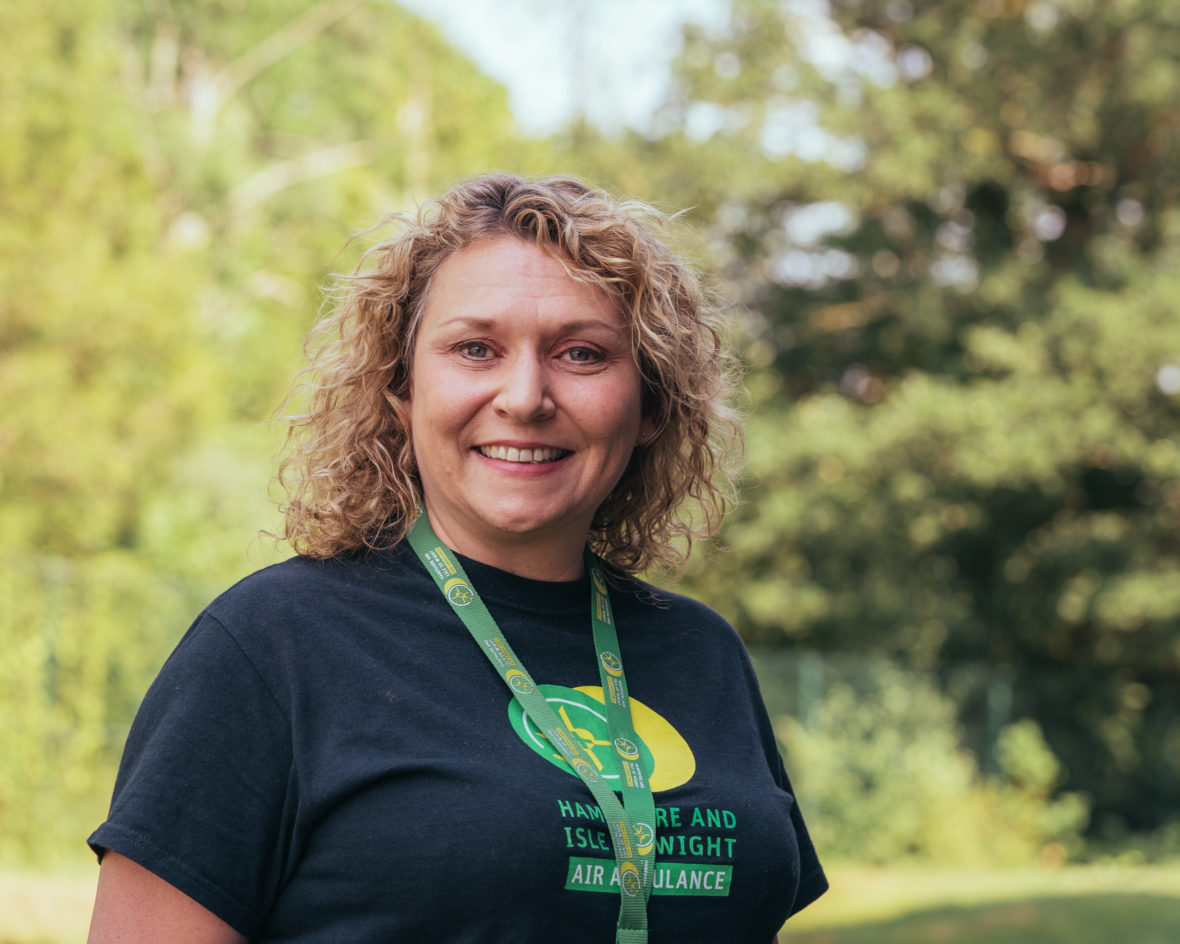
396, 0, 728, 133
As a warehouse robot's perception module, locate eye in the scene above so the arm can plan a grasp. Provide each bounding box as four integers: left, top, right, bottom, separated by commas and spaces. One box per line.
459, 341, 493, 359
561, 345, 604, 364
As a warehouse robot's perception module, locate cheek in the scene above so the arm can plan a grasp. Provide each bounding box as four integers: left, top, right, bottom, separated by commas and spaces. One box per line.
409, 360, 463, 426
408, 371, 485, 468
585, 390, 644, 452
405, 380, 443, 465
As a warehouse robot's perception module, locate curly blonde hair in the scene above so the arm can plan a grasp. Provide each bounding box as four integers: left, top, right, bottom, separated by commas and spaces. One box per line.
278, 172, 742, 574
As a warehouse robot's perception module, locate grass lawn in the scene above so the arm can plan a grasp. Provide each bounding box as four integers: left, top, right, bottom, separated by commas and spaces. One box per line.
0, 870, 96, 944
2, 864, 1178, 943
780, 864, 1180, 943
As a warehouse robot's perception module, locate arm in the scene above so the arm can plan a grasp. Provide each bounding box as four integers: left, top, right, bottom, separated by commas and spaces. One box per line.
87, 852, 248, 944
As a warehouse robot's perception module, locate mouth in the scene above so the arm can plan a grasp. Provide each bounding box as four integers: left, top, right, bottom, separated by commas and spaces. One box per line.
477, 445, 571, 464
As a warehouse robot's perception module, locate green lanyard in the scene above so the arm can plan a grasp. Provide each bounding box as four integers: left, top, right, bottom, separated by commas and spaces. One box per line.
407, 512, 657, 944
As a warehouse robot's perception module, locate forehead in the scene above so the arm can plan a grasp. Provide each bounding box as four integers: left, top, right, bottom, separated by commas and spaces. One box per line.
420, 237, 624, 331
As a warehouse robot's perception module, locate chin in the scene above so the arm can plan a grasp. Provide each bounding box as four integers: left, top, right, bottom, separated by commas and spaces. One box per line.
487, 517, 564, 539
481, 506, 581, 542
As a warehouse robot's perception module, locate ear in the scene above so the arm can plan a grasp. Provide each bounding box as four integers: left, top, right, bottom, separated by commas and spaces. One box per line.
637, 415, 658, 445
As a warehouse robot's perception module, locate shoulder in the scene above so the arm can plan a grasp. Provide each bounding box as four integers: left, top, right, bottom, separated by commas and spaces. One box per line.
611, 574, 748, 653
154, 545, 436, 709
205, 546, 420, 625
612, 571, 730, 622
186, 545, 429, 671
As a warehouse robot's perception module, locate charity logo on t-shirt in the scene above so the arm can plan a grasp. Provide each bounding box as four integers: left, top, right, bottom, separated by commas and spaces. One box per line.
508, 685, 741, 897
507, 684, 694, 790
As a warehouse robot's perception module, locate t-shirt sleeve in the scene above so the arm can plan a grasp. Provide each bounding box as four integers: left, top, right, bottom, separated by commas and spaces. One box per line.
88, 612, 295, 937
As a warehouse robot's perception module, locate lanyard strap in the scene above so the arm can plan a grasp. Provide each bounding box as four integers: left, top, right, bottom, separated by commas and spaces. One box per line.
407, 514, 656, 943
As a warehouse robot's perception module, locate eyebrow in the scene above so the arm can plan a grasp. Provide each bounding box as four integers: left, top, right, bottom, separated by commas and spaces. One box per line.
430, 314, 627, 335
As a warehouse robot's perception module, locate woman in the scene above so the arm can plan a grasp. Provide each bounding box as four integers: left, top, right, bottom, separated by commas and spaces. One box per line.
87, 173, 826, 943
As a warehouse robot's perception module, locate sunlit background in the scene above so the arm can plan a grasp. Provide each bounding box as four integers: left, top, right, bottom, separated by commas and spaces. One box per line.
3, 0, 1180, 939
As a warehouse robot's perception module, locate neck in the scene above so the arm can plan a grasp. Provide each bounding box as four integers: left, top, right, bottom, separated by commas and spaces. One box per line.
456, 539, 587, 581
420, 507, 587, 582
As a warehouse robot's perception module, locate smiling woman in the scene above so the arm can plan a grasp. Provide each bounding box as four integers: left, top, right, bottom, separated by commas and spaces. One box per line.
279, 173, 740, 576
86, 174, 827, 944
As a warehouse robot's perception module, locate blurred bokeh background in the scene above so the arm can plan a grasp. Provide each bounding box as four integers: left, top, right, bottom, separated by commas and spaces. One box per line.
3, 0, 1179, 939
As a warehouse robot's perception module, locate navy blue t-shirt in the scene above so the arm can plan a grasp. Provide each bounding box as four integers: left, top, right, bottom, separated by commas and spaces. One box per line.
90, 545, 826, 942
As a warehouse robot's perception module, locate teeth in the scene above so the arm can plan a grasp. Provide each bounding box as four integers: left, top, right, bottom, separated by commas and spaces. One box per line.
480, 445, 566, 463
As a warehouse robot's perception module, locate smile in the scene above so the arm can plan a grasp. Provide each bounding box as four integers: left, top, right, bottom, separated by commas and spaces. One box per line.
478, 445, 570, 464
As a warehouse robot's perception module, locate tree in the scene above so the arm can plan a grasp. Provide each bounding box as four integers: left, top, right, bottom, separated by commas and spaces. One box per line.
610, 0, 1180, 838
0, 0, 532, 863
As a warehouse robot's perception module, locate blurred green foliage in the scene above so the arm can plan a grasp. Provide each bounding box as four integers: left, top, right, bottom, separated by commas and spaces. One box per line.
778, 663, 1089, 865
3, 0, 1179, 867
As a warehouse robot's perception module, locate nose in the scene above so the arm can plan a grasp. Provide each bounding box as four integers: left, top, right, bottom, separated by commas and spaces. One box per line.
492, 355, 556, 422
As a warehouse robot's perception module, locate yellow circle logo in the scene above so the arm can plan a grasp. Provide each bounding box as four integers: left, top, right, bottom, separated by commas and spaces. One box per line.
614, 737, 640, 761
619, 862, 642, 897
599, 651, 623, 677
443, 577, 474, 606
506, 670, 535, 694
591, 568, 609, 595
573, 760, 601, 782
508, 685, 696, 791
633, 822, 655, 855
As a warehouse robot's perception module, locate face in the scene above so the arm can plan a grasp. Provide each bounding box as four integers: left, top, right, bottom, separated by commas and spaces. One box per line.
407, 237, 654, 576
